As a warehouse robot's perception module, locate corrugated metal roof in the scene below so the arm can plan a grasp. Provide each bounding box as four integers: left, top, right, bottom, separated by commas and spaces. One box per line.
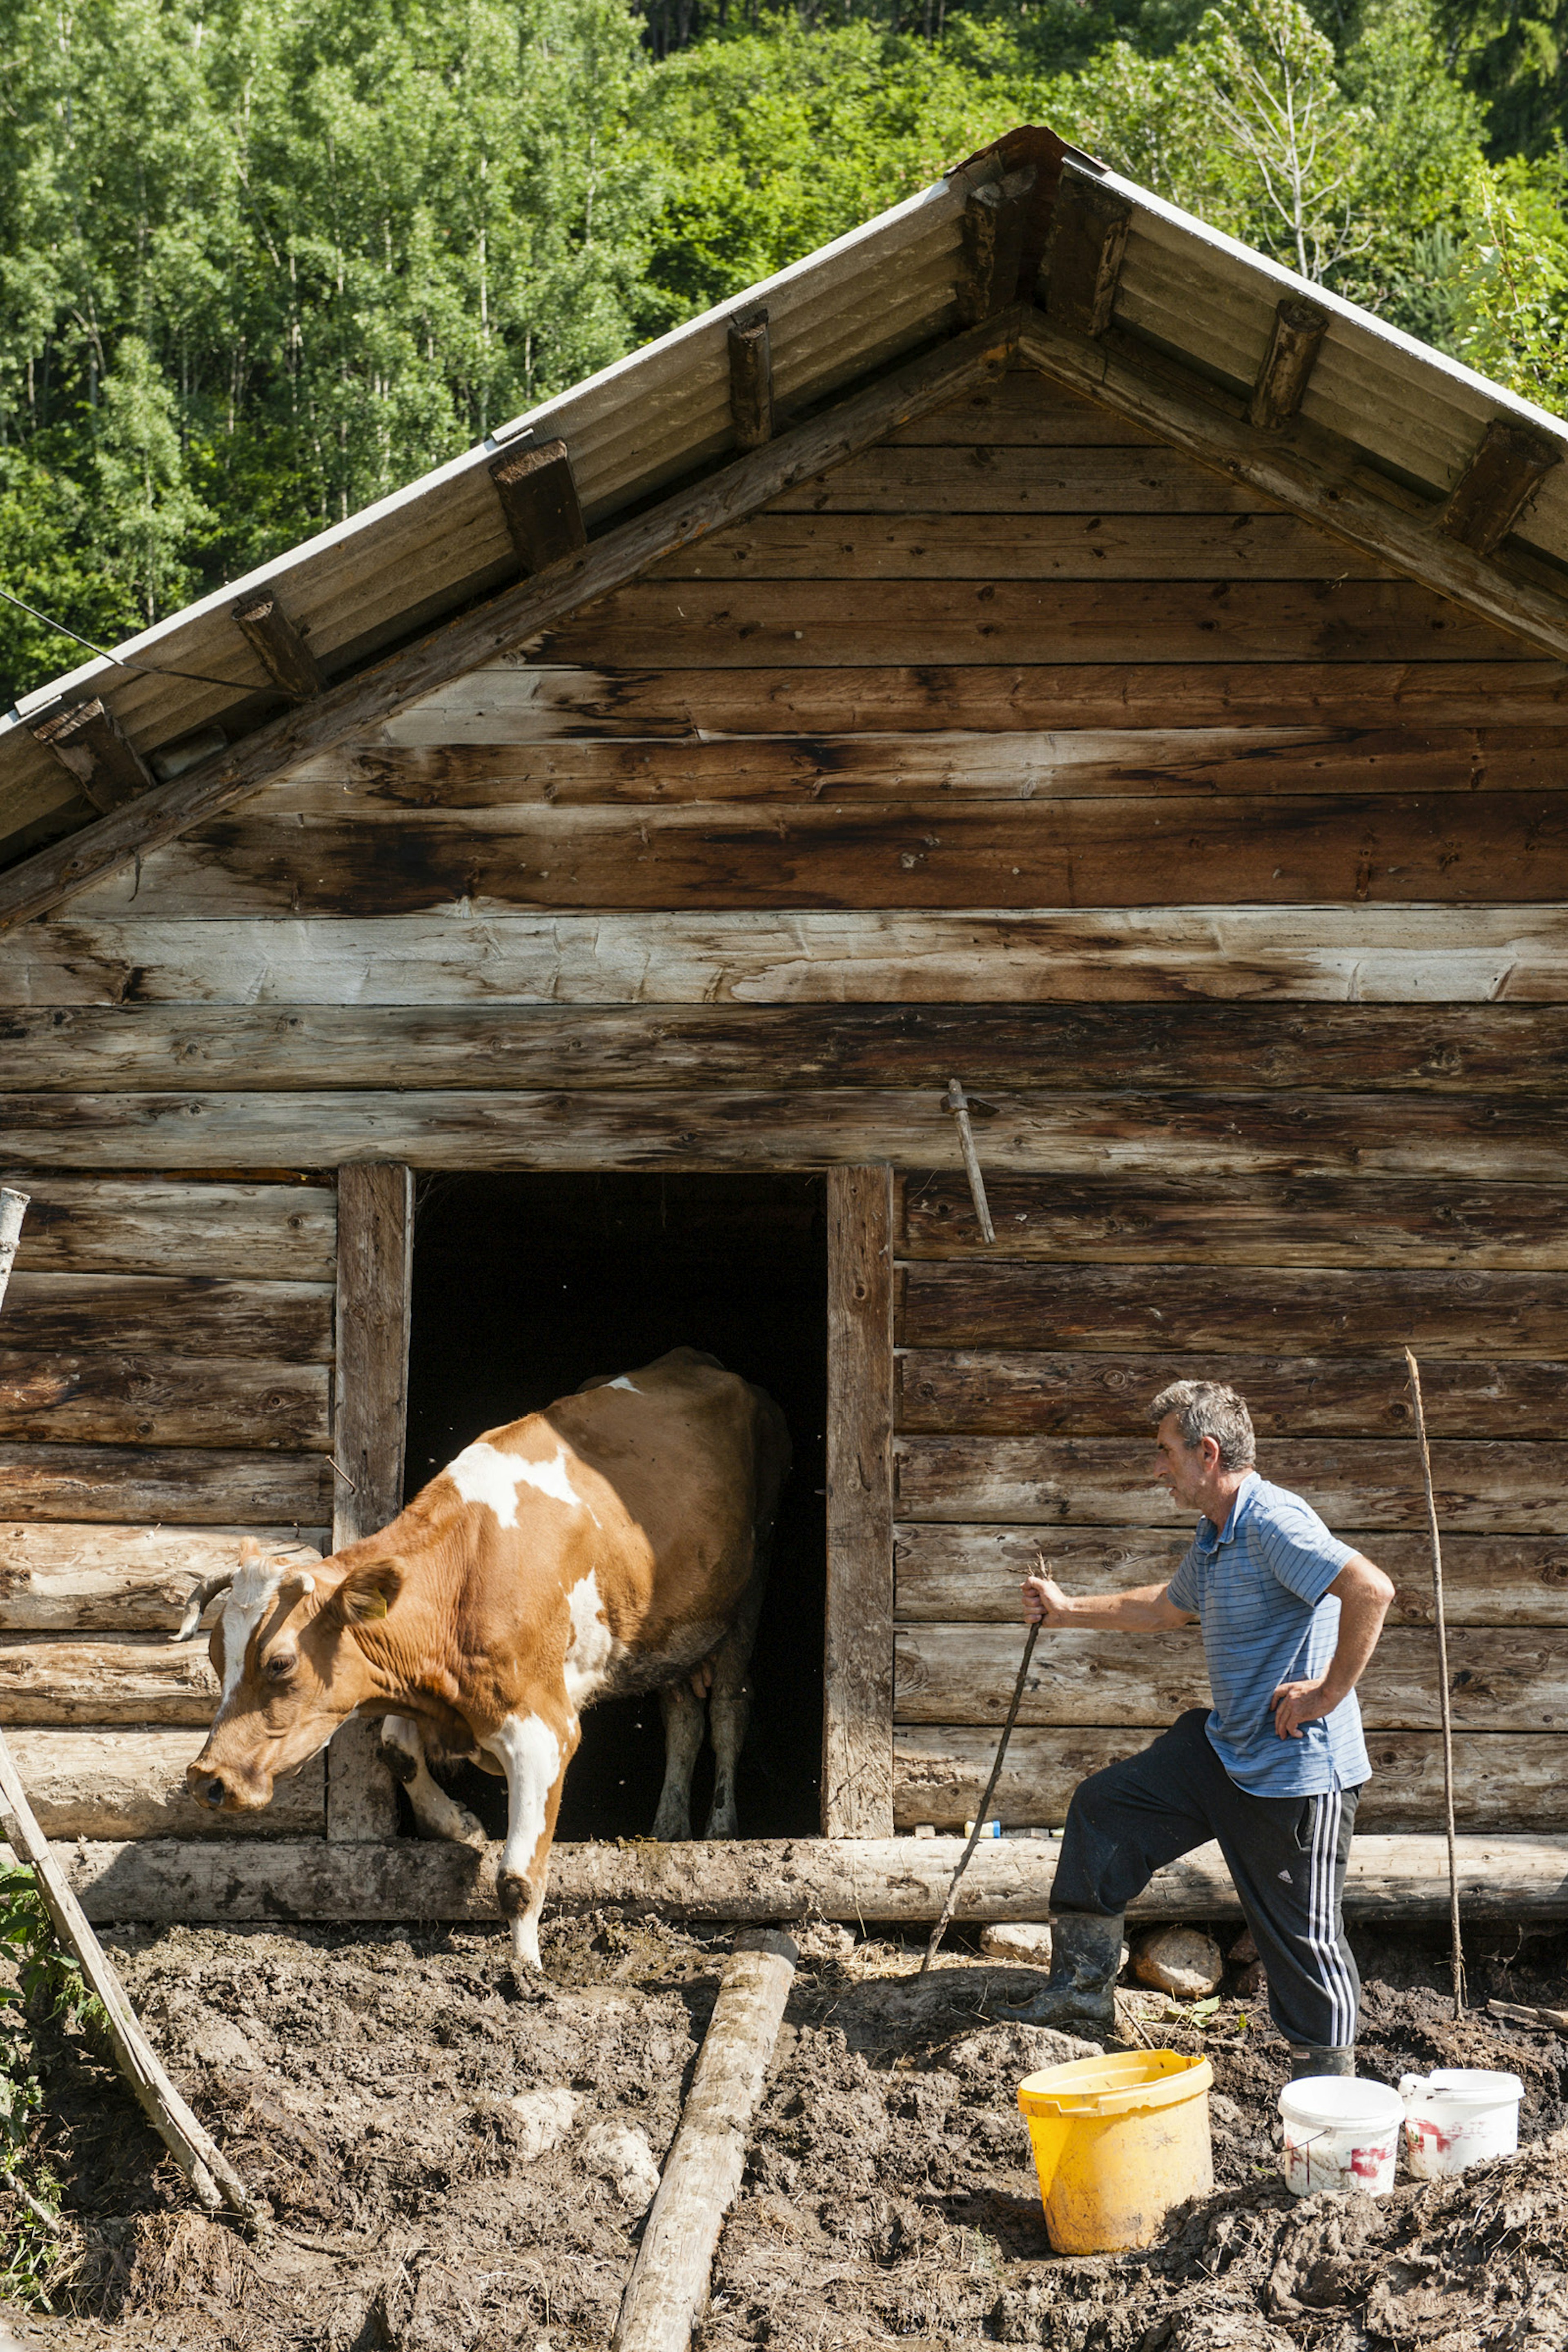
5, 122, 1567, 872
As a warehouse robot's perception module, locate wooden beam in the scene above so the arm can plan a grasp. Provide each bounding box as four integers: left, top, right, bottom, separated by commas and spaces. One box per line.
4, 1727, 324, 1840
1248, 296, 1328, 430
0, 307, 1022, 933
1044, 160, 1133, 339
727, 306, 773, 452
0, 1522, 327, 1631
1439, 419, 1563, 556
957, 167, 1034, 328
488, 436, 588, 574
29, 1831, 1568, 1925
1015, 312, 1568, 666
824, 1165, 895, 1838
28, 699, 153, 813
329, 1163, 413, 1840
230, 588, 324, 700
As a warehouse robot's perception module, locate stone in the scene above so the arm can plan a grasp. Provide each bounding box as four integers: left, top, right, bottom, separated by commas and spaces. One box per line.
979, 1922, 1053, 1966
508, 2087, 579, 2161
1237, 1960, 1268, 1999
579, 2120, 662, 2209
1134, 1925, 1224, 2000
1228, 1928, 1259, 1965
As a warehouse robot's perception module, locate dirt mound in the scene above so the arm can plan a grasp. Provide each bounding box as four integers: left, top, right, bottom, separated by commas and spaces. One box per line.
1, 1916, 1566, 2349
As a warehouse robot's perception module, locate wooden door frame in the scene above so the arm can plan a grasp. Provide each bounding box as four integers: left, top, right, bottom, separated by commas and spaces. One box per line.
327, 1162, 414, 1840
823, 1164, 896, 1838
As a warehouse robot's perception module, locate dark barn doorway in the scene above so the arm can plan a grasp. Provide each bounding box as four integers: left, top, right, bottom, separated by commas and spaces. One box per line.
403, 1173, 828, 1840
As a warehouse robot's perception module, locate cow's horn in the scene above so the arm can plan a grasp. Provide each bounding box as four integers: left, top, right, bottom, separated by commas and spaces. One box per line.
171, 1571, 238, 1644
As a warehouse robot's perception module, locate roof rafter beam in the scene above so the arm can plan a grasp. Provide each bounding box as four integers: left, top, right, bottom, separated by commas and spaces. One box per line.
28, 699, 155, 813
1016, 310, 1568, 668
231, 588, 323, 701
1043, 159, 1133, 339
488, 437, 588, 575
1439, 418, 1562, 557
728, 306, 773, 451
1249, 296, 1328, 431
0, 305, 1024, 934
956, 165, 1036, 328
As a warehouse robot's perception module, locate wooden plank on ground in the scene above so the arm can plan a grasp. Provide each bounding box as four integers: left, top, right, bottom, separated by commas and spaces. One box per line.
9, 908, 1568, 1009
824, 1165, 895, 1838
896, 1350, 1568, 1437
328, 1163, 412, 1840
893, 1622, 1568, 1730
900, 1262, 1568, 1353
544, 577, 1523, 667
34, 1832, 1568, 1925
0, 1523, 326, 1629
0, 1271, 334, 1358
891, 1725, 1568, 1831
893, 1521, 1568, 1628
5, 1088, 1568, 1180
894, 1434, 1568, 1530
0, 1352, 331, 1448
900, 1171, 1568, 1264
7, 1728, 324, 1839
12, 1007, 1568, 1102
0, 1444, 332, 1526
84, 792, 1568, 917
2, 1176, 335, 1280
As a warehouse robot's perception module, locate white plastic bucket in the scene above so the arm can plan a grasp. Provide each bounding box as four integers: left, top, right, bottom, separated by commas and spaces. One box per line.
1278, 2076, 1404, 2197
1400, 2070, 1523, 2179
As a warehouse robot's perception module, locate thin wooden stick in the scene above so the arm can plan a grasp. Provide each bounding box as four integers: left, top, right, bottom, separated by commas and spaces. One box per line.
611, 1928, 797, 2351
941, 1079, 995, 1244
0, 1187, 261, 2225
1404, 1346, 1465, 2019
921, 1613, 1040, 1974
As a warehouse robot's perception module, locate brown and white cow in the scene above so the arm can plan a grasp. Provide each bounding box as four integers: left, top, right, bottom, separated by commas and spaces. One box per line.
178, 1348, 791, 1965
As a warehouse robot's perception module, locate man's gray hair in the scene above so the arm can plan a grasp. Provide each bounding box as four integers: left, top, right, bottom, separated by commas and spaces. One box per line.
1150, 1380, 1256, 1471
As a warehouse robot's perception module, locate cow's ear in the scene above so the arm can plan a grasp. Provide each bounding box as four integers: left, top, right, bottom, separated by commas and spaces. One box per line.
335, 1557, 406, 1626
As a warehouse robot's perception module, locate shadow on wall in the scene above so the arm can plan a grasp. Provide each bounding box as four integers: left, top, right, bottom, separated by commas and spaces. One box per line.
403, 1173, 828, 1841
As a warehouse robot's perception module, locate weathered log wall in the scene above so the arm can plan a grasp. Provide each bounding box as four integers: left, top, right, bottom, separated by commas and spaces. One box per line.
0, 1177, 333, 1840
2, 361, 1567, 1878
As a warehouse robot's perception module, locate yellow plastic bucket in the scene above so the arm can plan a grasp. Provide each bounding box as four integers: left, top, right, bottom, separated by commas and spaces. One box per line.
1017, 2049, 1214, 2254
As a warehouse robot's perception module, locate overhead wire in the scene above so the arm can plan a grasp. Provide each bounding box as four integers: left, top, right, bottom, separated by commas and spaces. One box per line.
0, 581, 267, 698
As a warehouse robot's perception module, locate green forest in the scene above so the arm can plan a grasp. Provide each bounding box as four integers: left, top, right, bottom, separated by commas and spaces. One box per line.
2, 0, 1566, 702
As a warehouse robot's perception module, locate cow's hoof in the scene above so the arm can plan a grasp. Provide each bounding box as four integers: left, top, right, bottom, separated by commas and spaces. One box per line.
445, 1809, 489, 1851
650, 1806, 693, 1842
704, 1802, 739, 1840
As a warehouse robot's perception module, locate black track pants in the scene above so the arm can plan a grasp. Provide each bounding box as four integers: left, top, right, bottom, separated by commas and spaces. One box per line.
1050, 1707, 1363, 2051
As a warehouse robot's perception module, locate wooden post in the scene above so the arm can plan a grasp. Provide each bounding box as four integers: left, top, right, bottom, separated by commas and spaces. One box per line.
611, 1928, 797, 2352
328, 1163, 414, 1839
231, 588, 323, 700
489, 438, 588, 574
28, 699, 154, 812
823, 1165, 894, 1838
1044, 160, 1133, 339
1439, 418, 1562, 555
957, 167, 1034, 328
727, 307, 773, 452
1248, 296, 1328, 430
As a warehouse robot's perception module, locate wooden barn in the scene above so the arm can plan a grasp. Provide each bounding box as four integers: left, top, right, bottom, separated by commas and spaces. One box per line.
3, 125, 1568, 1932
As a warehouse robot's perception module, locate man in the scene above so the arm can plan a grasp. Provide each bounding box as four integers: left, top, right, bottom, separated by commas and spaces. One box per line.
1002, 1379, 1394, 2080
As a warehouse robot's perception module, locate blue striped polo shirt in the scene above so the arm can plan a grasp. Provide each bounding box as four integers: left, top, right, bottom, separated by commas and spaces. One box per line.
1166, 1470, 1370, 1798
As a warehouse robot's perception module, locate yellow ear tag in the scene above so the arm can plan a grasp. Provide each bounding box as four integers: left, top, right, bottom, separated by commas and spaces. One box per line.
352, 1591, 389, 1621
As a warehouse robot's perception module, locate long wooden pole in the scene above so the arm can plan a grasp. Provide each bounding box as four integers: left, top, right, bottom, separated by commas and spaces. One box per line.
1403, 1346, 1465, 2019
921, 1616, 1040, 1974
0, 1186, 261, 2224
611, 1928, 797, 2352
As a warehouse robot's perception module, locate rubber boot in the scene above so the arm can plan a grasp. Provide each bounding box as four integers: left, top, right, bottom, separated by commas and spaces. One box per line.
1290, 2045, 1356, 2079
993, 1911, 1124, 2038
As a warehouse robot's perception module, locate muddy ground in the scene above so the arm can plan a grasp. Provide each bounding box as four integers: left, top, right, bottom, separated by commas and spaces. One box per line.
4, 1911, 1568, 2350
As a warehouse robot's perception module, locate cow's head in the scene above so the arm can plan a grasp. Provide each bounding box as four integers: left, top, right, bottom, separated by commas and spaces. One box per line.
178, 1538, 406, 1813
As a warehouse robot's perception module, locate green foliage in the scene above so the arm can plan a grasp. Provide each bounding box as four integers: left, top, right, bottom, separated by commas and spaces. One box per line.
0, 1862, 103, 2310
1452, 149, 1568, 410
0, 0, 1565, 708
